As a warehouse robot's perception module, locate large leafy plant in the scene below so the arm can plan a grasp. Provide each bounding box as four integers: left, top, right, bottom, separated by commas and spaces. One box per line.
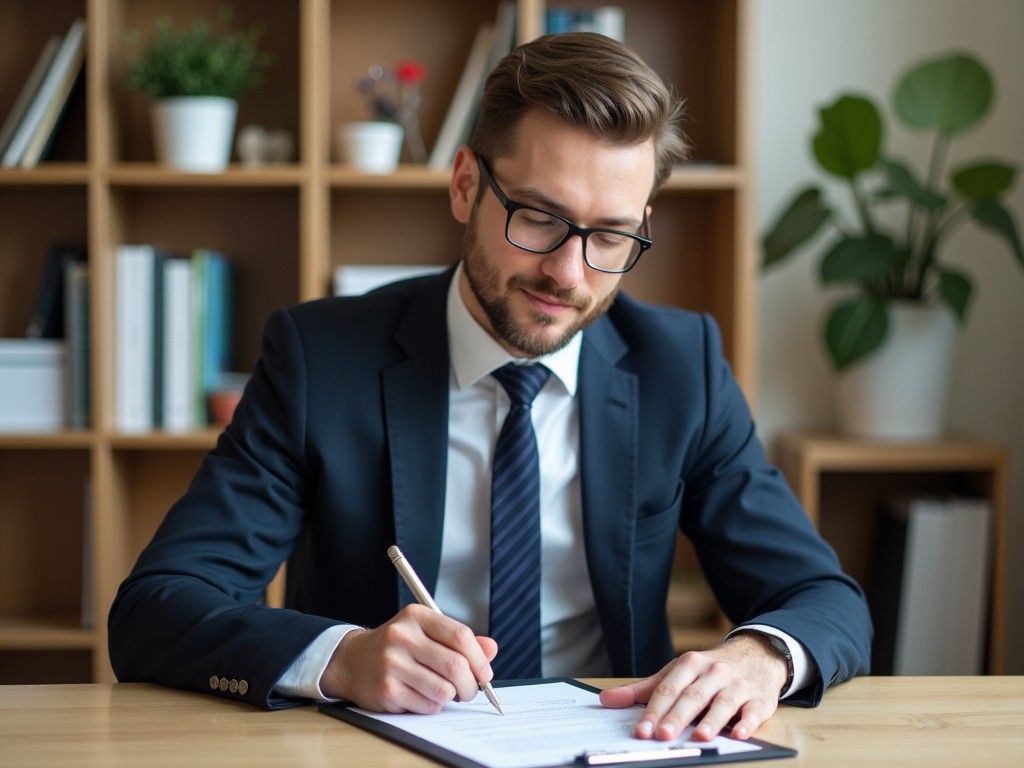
762, 51, 1022, 371
126, 12, 270, 99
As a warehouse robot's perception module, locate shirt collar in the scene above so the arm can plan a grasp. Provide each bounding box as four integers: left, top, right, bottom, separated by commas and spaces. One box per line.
447, 262, 581, 395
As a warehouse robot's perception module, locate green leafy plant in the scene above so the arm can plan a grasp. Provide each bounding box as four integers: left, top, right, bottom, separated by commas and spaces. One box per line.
126, 10, 271, 100
761, 51, 1022, 371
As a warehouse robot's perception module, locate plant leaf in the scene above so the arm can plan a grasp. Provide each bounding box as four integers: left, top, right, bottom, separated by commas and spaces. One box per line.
937, 268, 972, 323
972, 199, 1024, 265
893, 52, 993, 136
819, 234, 905, 285
825, 297, 888, 371
952, 161, 1017, 201
884, 158, 944, 210
761, 187, 832, 268
812, 95, 882, 179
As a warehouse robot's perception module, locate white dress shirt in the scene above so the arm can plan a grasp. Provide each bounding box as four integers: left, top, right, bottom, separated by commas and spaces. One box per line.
275, 265, 812, 699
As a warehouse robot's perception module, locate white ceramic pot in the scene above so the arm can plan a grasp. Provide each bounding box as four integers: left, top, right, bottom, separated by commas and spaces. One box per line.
337, 121, 403, 174
835, 302, 957, 441
151, 97, 238, 172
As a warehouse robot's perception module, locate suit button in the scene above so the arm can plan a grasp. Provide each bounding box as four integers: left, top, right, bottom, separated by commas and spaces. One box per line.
209, 675, 220, 690
219, 677, 229, 692
229, 679, 239, 694
238, 680, 249, 696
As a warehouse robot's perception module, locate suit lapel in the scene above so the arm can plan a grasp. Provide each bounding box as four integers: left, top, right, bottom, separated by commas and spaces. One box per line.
579, 316, 639, 674
383, 269, 454, 606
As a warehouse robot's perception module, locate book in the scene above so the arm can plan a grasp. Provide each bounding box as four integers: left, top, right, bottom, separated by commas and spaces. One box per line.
26, 241, 86, 338
63, 259, 90, 428
191, 249, 234, 424
0, 35, 61, 158
426, 22, 496, 169
161, 258, 196, 432
2, 18, 86, 168
427, 2, 517, 171
333, 263, 447, 296
546, 6, 625, 40
115, 244, 165, 433
19, 42, 86, 168
870, 496, 992, 675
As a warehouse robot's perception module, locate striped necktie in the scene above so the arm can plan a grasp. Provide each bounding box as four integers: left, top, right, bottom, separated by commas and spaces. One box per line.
489, 362, 550, 679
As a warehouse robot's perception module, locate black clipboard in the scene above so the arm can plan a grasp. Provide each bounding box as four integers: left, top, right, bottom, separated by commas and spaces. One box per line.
319, 678, 797, 768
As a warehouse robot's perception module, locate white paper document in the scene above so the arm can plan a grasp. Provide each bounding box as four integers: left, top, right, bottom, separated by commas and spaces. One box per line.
323, 679, 780, 768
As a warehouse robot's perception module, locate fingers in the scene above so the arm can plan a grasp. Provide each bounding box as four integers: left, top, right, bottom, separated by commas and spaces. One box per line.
323, 605, 494, 713
615, 648, 780, 742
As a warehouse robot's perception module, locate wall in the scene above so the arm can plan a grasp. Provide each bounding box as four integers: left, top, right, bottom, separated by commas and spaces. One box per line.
754, 0, 1024, 673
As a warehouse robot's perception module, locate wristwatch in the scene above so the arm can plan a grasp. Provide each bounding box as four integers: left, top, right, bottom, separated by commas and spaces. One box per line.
737, 631, 794, 698
761, 634, 795, 698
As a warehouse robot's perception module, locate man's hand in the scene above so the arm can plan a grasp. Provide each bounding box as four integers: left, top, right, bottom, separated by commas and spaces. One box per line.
599, 633, 787, 742
319, 604, 497, 713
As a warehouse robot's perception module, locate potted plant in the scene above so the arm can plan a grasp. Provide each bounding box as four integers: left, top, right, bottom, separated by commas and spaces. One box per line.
126, 10, 271, 172
338, 60, 426, 173
761, 51, 1022, 439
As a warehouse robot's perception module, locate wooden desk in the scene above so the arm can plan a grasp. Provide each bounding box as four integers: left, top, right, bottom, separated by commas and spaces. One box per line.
1, 678, 1021, 767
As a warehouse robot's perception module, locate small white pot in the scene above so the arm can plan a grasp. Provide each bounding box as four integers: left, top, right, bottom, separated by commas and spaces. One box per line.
151, 97, 238, 172
836, 302, 957, 441
337, 121, 403, 174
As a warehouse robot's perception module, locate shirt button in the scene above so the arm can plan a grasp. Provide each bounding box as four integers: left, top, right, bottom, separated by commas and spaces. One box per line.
219, 677, 229, 692
238, 680, 249, 696
229, 679, 239, 694
209, 675, 220, 690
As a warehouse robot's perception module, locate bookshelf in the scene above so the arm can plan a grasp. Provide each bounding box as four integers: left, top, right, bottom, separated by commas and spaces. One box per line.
774, 431, 1009, 674
0, 0, 755, 682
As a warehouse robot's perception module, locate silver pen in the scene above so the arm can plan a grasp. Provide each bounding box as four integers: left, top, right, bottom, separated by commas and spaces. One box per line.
387, 545, 504, 715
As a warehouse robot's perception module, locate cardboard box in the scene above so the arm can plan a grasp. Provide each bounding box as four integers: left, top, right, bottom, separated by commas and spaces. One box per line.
0, 339, 65, 432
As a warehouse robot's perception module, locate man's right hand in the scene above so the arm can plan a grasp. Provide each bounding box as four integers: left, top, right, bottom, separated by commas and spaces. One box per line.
318, 604, 497, 713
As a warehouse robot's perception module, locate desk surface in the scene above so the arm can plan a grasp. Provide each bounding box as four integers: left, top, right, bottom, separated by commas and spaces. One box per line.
1, 677, 1022, 767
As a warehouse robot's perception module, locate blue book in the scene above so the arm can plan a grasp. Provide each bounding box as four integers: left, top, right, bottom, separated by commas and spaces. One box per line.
191, 249, 234, 424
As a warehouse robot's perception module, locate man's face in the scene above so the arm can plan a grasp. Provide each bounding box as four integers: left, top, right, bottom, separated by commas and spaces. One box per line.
451, 110, 656, 358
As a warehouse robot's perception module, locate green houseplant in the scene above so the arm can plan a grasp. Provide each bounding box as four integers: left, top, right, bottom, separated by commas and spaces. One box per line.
761, 51, 1022, 373
126, 11, 271, 171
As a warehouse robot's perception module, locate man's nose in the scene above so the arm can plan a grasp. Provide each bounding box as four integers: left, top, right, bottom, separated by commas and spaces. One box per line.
539, 234, 586, 288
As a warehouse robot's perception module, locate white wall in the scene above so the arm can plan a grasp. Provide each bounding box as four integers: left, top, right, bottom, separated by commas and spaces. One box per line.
754, 0, 1024, 673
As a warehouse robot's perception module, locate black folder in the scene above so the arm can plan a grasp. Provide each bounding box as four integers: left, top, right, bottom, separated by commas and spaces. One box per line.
320, 678, 796, 768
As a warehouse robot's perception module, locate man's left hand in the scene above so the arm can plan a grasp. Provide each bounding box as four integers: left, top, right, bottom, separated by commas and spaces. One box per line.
599, 633, 787, 742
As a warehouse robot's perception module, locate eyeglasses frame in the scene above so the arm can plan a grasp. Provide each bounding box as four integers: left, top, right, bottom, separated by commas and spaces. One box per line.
475, 154, 653, 274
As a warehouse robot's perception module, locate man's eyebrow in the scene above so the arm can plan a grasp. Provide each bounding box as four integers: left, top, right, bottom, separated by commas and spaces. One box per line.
509, 185, 643, 230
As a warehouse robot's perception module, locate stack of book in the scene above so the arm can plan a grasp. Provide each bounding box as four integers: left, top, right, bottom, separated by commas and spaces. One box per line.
115, 245, 234, 433
869, 495, 993, 675
0, 17, 86, 168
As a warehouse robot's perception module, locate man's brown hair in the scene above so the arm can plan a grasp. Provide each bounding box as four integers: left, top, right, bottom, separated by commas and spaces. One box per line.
469, 32, 689, 193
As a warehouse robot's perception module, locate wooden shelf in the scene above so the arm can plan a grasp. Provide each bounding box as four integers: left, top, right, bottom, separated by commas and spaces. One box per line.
0, 0, 756, 681
0, 617, 95, 650
775, 430, 1009, 674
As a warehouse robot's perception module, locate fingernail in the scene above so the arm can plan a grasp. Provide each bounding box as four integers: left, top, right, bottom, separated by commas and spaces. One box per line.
636, 720, 654, 738
733, 724, 749, 739
657, 723, 677, 740
695, 724, 713, 740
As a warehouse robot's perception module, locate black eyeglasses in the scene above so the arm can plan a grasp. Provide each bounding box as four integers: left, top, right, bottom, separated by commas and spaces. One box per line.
476, 155, 652, 274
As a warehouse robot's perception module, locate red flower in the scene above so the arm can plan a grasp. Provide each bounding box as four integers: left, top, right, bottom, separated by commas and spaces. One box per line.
396, 60, 425, 84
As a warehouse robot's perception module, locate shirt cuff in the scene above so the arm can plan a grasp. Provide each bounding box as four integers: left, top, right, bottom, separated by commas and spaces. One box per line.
727, 624, 814, 699
272, 623, 362, 701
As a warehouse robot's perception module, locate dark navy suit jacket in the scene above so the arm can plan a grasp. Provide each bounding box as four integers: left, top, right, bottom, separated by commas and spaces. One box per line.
108, 266, 871, 709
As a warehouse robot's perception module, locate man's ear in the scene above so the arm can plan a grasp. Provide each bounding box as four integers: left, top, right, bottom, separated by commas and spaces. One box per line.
450, 146, 478, 224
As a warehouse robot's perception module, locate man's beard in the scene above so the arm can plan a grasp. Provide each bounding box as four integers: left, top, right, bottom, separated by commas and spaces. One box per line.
461, 213, 617, 357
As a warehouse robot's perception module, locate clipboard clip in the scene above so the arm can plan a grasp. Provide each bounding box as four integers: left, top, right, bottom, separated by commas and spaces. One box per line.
575, 745, 718, 765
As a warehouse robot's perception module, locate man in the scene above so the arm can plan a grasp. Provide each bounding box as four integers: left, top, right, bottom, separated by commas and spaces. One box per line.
109, 33, 871, 743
